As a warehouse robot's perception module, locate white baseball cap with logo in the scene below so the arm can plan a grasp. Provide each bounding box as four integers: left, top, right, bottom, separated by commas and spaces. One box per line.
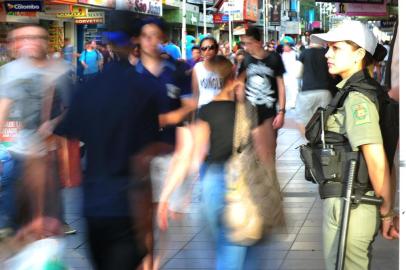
310, 20, 378, 55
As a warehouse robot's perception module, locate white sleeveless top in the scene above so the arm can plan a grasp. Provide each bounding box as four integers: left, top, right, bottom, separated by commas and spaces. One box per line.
194, 61, 223, 107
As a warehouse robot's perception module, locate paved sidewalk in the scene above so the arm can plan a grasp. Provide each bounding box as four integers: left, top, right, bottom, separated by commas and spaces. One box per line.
62, 112, 399, 270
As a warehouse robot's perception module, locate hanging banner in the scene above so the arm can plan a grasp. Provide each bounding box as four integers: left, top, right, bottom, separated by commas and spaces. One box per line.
221, 0, 243, 21
270, 0, 281, 26
5, 1, 42, 12
78, 0, 115, 8
116, 0, 162, 16
57, 6, 87, 17
244, 0, 258, 22
335, 1, 387, 16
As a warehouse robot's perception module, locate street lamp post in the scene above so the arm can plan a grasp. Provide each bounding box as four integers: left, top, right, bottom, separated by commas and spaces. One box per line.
182, 0, 187, 59
203, 0, 207, 35
228, 5, 233, 49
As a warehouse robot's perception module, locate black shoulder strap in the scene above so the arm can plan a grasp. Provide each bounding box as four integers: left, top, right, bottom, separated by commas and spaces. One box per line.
322, 89, 351, 127
323, 86, 377, 127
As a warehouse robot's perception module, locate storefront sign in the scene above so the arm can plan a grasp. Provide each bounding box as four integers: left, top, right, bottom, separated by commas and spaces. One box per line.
5, 1, 42, 12
187, 0, 214, 4
44, 4, 72, 13
335, 1, 387, 16
380, 19, 396, 28
221, 0, 243, 21
318, 0, 383, 3
57, 6, 87, 17
162, 3, 199, 25
163, 0, 180, 7
75, 17, 104, 24
270, 0, 281, 26
78, 0, 115, 8
281, 21, 300, 34
199, 13, 213, 25
116, 0, 162, 16
244, 0, 258, 22
213, 13, 229, 23
45, 0, 77, 4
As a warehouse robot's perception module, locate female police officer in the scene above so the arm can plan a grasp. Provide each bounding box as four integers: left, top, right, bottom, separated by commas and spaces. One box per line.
310, 21, 395, 270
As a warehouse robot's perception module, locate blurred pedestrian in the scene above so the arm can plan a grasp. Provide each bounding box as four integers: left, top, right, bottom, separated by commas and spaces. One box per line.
0, 24, 71, 239
161, 38, 181, 60
281, 36, 299, 109
79, 40, 103, 82
239, 27, 286, 168
134, 17, 197, 270
186, 45, 200, 69
55, 16, 162, 269
192, 36, 223, 107
295, 29, 336, 135
158, 55, 284, 269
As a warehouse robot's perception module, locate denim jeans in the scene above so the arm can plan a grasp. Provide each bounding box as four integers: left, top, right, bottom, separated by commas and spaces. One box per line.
0, 150, 20, 228
200, 163, 258, 270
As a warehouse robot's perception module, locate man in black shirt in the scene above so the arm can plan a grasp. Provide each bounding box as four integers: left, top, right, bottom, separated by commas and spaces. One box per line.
239, 27, 286, 168
296, 29, 336, 135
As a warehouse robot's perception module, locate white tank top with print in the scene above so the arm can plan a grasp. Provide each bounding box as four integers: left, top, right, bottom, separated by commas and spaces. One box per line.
194, 62, 223, 107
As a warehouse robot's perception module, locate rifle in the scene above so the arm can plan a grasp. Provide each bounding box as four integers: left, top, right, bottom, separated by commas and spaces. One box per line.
335, 154, 383, 270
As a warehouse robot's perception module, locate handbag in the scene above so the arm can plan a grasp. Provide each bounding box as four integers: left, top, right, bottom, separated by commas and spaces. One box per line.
223, 101, 284, 246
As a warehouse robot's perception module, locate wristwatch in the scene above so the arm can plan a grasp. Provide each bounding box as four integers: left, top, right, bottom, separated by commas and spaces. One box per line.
278, 108, 286, 114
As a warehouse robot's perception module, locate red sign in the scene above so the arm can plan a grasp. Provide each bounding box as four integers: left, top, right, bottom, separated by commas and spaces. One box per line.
244, 0, 258, 22
213, 13, 229, 23
75, 17, 104, 24
0, 121, 23, 142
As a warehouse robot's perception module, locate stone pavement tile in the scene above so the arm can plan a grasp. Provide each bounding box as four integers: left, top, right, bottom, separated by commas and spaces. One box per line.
247, 250, 287, 260
290, 241, 322, 251
371, 259, 398, 270
183, 241, 216, 250
279, 259, 325, 270
302, 218, 323, 227
64, 232, 87, 249
298, 226, 323, 234
284, 213, 308, 220
253, 242, 293, 251
273, 226, 301, 234
283, 197, 315, 203
173, 249, 216, 259
256, 259, 284, 269
285, 219, 306, 228
283, 202, 313, 209
63, 256, 93, 269
295, 233, 322, 242
285, 250, 324, 260
167, 226, 202, 234
161, 232, 197, 242
68, 219, 87, 234
162, 258, 215, 269
157, 241, 189, 250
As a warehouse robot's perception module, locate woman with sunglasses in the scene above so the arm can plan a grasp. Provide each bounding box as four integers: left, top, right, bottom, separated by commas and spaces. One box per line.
192, 36, 223, 108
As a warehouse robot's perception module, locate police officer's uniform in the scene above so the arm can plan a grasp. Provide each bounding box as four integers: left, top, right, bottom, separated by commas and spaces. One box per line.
323, 78, 383, 270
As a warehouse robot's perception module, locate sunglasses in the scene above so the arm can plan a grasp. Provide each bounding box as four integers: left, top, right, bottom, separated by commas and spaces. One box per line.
201, 45, 216, 51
